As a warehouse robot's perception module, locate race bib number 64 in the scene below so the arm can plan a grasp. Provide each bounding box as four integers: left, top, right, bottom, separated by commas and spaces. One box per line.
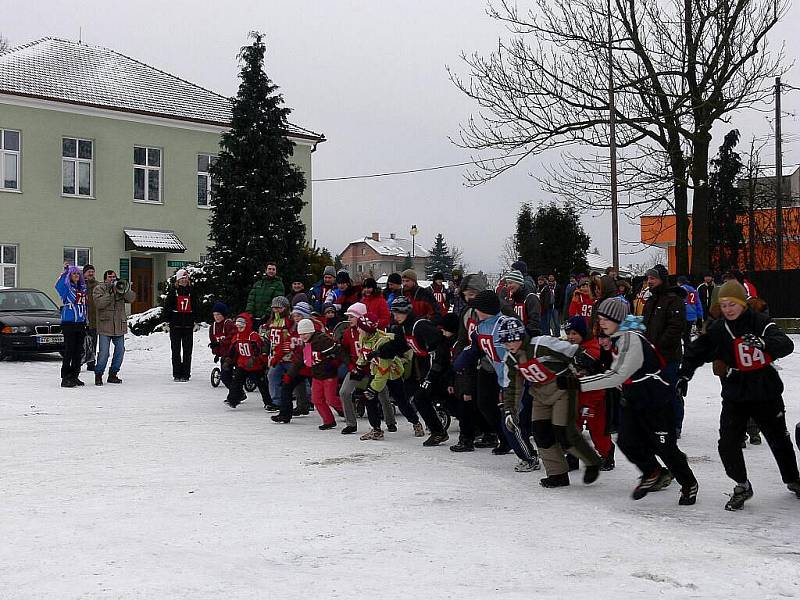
733, 338, 772, 372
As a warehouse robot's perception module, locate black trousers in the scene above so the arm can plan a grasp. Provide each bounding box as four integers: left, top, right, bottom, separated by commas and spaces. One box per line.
476, 368, 504, 441
169, 328, 193, 379
279, 374, 310, 419
228, 367, 269, 405
408, 379, 446, 434
366, 378, 419, 429
61, 322, 86, 380
453, 394, 479, 440
618, 397, 697, 487
719, 396, 799, 484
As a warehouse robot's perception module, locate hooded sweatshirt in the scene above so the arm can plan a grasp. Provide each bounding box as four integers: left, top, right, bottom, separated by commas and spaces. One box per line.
229, 313, 266, 372
55, 267, 87, 323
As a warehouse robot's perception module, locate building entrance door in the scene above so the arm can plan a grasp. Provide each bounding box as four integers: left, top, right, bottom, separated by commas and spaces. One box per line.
130, 257, 153, 314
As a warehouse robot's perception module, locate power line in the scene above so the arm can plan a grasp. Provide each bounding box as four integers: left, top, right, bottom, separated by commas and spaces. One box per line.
311, 151, 530, 182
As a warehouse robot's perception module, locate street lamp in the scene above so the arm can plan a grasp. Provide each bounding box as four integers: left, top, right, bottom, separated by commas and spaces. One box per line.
410, 225, 418, 259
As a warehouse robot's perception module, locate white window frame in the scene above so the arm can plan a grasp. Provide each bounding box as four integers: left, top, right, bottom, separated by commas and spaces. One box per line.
0, 243, 18, 287
63, 246, 91, 268
0, 129, 21, 192
133, 146, 162, 204
61, 137, 94, 198
197, 153, 217, 209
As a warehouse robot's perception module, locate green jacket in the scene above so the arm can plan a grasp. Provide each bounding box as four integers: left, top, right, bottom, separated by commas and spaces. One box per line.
245, 276, 285, 318
357, 330, 407, 393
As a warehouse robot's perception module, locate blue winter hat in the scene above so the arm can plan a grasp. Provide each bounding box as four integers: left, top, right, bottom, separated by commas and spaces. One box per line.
565, 316, 588, 339
212, 302, 229, 316
291, 301, 313, 318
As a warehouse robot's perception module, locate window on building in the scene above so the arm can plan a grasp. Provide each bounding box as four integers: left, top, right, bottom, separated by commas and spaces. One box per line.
133, 146, 161, 202
63, 247, 91, 268
197, 154, 217, 207
0, 244, 17, 287
62, 137, 93, 196
357, 264, 364, 273
1, 129, 20, 191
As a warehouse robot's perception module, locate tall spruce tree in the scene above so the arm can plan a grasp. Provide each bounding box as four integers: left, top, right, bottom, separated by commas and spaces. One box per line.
206, 32, 307, 310
708, 130, 745, 273
516, 202, 589, 281
401, 253, 414, 270
425, 233, 456, 278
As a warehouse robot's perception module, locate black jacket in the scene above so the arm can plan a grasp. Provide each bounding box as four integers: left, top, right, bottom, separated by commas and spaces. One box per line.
164, 284, 199, 329
680, 308, 793, 403
642, 284, 686, 362
696, 282, 714, 319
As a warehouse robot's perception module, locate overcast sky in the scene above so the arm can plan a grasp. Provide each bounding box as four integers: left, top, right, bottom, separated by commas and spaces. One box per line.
3, 0, 799, 273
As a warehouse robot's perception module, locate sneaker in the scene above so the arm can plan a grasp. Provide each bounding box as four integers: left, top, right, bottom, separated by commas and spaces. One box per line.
271, 415, 291, 423
583, 464, 601, 485
514, 458, 540, 472
61, 378, 76, 388
632, 468, 663, 500
387, 423, 398, 433
292, 406, 309, 417
474, 434, 498, 449
652, 468, 674, 491
95, 374, 103, 386
174, 377, 181, 382
319, 421, 337, 430
423, 432, 449, 447
749, 432, 762, 445
450, 437, 475, 452
725, 482, 754, 511
264, 403, 280, 412
786, 480, 800, 499
341, 425, 357, 435
107, 373, 122, 384
360, 428, 384, 441
600, 444, 616, 471
412, 422, 425, 437
492, 445, 512, 455
679, 482, 699, 506
225, 397, 242, 408
73, 377, 85, 386
86, 362, 95, 372
540, 473, 570, 488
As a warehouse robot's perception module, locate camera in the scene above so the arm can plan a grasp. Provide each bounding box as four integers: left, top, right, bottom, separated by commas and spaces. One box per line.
114, 279, 130, 295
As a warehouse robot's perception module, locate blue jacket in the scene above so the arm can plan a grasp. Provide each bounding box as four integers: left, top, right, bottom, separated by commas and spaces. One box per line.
680, 284, 704, 321
453, 313, 509, 385
55, 268, 87, 324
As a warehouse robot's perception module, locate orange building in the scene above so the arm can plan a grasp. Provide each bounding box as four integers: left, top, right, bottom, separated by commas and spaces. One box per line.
641, 207, 800, 272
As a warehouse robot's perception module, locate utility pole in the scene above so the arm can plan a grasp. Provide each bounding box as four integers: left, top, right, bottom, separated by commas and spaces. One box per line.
608, 0, 619, 271
775, 76, 784, 270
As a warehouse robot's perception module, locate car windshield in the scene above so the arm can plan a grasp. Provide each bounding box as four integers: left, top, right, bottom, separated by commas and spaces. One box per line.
0, 290, 60, 312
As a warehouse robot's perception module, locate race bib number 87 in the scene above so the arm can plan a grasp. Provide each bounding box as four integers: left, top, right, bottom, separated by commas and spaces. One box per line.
733, 338, 772, 372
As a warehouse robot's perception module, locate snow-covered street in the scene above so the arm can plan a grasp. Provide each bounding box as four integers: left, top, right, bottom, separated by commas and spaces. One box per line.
2, 331, 799, 599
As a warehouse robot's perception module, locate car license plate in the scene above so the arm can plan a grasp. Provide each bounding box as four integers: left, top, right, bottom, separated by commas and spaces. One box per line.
38, 334, 64, 344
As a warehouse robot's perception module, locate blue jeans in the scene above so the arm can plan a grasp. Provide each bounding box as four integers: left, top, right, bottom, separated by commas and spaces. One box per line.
268, 363, 291, 407
95, 334, 125, 375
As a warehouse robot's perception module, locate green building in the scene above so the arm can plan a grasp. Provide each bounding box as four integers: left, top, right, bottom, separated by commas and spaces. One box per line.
0, 37, 324, 313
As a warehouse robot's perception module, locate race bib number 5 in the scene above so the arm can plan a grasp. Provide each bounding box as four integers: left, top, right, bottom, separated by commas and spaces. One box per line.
517, 357, 556, 384
733, 338, 772, 372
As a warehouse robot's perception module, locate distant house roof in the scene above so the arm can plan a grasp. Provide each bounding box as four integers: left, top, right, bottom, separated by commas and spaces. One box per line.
0, 37, 324, 141
587, 252, 631, 277
345, 234, 428, 259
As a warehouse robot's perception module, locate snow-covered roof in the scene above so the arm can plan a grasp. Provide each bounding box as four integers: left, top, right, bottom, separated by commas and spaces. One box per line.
375, 275, 431, 288
124, 229, 186, 253
345, 235, 428, 258
587, 252, 631, 277
0, 37, 324, 140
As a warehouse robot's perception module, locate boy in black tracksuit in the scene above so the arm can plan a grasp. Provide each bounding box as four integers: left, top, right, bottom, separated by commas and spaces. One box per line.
163, 269, 199, 381
679, 280, 800, 510
379, 296, 450, 446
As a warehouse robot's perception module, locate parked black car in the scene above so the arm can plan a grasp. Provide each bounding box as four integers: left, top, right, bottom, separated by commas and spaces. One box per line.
0, 288, 65, 359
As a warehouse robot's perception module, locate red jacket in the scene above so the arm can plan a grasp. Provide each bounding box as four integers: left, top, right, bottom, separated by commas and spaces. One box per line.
360, 293, 391, 329
577, 338, 605, 406
229, 313, 267, 372
209, 318, 236, 357
568, 291, 595, 329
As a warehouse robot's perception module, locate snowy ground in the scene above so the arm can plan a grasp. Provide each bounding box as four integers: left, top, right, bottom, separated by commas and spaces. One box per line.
1, 331, 800, 600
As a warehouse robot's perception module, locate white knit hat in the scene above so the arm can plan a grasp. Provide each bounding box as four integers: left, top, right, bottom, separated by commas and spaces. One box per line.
297, 319, 316, 335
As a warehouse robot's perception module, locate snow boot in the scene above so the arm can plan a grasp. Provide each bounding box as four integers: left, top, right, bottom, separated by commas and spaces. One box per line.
360, 428, 384, 441
632, 467, 669, 500
73, 377, 85, 386
61, 378, 76, 388
423, 432, 449, 447
748, 431, 762, 445
786, 480, 800, 499
95, 374, 103, 386
514, 458, 540, 472
474, 433, 498, 448
86, 362, 95, 372
540, 473, 570, 488
583, 464, 600, 485
412, 422, 425, 437
107, 373, 122, 384
450, 437, 475, 453
566, 453, 580, 471
600, 444, 616, 471
387, 423, 398, 432
679, 482, 699, 506
725, 482, 754, 511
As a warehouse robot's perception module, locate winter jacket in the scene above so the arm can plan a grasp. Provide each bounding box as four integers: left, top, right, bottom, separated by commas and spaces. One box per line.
538, 284, 555, 312
696, 282, 715, 318
680, 284, 704, 322
311, 280, 336, 313
85, 278, 99, 328
245, 276, 285, 319
209, 318, 237, 358
261, 314, 292, 366
575, 337, 606, 407
453, 313, 511, 385
55, 268, 87, 324
430, 282, 451, 314
164, 284, 199, 329
599, 274, 617, 300
288, 330, 344, 380
642, 283, 686, 362
501, 288, 541, 337
384, 315, 446, 381
632, 286, 650, 317
360, 293, 391, 329
94, 281, 135, 336
327, 285, 362, 313
403, 284, 441, 321
568, 290, 595, 328
229, 313, 267, 372
680, 307, 793, 403
357, 330, 408, 393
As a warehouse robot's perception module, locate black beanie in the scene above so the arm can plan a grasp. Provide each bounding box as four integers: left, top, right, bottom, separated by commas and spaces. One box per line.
440, 312, 461, 334
511, 260, 528, 276
387, 273, 402, 285
471, 290, 501, 315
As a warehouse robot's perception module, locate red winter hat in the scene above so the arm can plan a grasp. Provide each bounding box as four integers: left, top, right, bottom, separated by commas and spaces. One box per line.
357, 313, 379, 334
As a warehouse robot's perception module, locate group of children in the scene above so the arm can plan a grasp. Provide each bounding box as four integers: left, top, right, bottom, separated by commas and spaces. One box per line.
205, 267, 800, 511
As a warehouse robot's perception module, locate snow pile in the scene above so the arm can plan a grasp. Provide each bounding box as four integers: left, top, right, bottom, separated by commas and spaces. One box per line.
1, 332, 799, 599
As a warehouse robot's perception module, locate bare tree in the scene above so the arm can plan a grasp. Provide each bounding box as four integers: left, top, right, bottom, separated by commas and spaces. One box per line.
450, 0, 787, 274
498, 235, 518, 271
0, 34, 9, 53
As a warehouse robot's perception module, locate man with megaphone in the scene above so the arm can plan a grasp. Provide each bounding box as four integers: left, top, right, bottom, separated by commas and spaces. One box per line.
93, 269, 136, 386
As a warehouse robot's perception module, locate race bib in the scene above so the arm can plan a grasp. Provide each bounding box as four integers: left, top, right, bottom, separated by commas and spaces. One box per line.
406, 334, 429, 356
477, 333, 500, 362
467, 318, 478, 338
177, 294, 192, 313
581, 302, 593, 318
733, 338, 772, 372
687, 291, 697, 305
237, 342, 252, 357
311, 350, 322, 364
517, 357, 556, 384
433, 291, 446, 305
269, 328, 283, 347
513, 304, 526, 321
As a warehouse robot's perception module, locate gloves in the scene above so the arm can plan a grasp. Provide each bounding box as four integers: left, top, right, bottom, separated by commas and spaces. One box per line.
573, 349, 596, 370
350, 368, 366, 382
209, 340, 220, 349
281, 374, 292, 385
363, 387, 378, 401
676, 376, 689, 398
365, 350, 379, 362
742, 334, 765, 350
193, 323, 201, 332
162, 323, 170, 333
556, 374, 580, 391
504, 411, 519, 433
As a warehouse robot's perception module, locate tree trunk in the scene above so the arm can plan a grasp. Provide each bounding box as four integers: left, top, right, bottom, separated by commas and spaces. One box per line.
669, 138, 690, 275
690, 133, 712, 276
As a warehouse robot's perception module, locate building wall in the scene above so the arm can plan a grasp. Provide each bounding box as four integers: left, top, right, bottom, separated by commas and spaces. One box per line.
341, 242, 426, 279
0, 101, 314, 305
